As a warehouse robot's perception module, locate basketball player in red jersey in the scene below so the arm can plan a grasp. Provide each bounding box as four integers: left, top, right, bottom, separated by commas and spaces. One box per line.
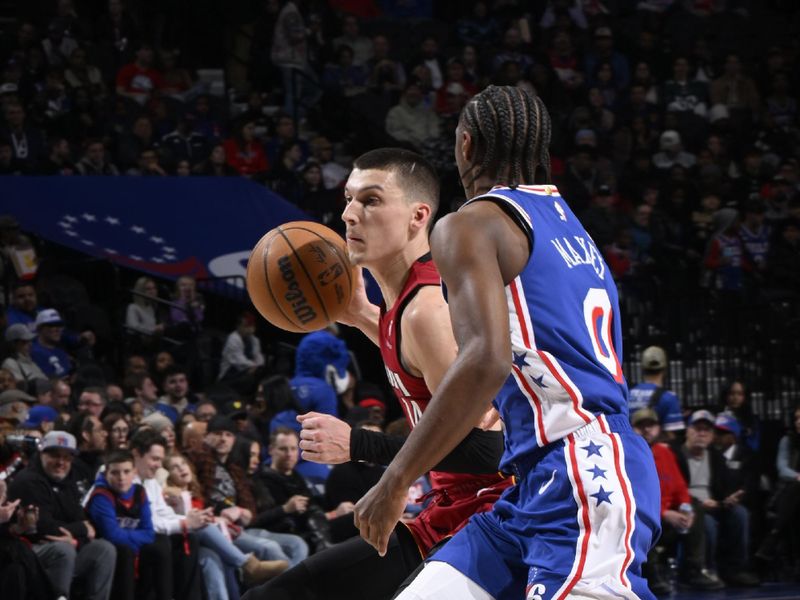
242, 148, 510, 600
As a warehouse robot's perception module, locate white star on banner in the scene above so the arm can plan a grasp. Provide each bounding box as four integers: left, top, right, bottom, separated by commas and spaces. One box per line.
130, 255, 143, 261
81, 239, 95, 246
131, 226, 146, 234
64, 215, 77, 223
162, 246, 175, 253
65, 230, 79, 237
150, 236, 164, 244
59, 221, 72, 229
82, 213, 96, 222
104, 248, 118, 254
105, 216, 120, 225
151, 257, 165, 263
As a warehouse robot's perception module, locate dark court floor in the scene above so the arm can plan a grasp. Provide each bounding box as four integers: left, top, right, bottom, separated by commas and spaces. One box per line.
666, 582, 800, 600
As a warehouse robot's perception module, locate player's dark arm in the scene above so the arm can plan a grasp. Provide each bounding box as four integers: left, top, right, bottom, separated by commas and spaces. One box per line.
351, 426, 504, 473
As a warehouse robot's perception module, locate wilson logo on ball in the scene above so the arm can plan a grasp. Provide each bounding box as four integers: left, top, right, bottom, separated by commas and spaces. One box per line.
278, 255, 317, 324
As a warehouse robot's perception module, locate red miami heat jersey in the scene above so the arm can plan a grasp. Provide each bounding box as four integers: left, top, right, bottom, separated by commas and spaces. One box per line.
379, 254, 488, 490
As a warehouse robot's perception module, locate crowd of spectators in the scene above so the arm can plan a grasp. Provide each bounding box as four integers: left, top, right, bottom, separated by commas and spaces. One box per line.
1, 1, 799, 341
2, 0, 800, 598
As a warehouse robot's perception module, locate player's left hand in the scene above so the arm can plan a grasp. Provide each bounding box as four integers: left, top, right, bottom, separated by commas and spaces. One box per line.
353, 478, 407, 557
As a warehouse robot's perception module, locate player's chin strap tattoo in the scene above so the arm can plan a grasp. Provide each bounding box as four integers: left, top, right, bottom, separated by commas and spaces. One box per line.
350, 427, 504, 474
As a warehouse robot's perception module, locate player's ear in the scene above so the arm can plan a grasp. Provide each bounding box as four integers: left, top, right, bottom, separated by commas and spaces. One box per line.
410, 202, 431, 231
460, 129, 473, 163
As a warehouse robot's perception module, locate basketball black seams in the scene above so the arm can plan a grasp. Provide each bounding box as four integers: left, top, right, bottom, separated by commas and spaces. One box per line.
261, 232, 299, 329
277, 225, 331, 325
290, 225, 353, 294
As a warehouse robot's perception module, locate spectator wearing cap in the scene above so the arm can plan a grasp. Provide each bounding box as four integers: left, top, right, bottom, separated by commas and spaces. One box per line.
2, 323, 46, 388
584, 26, 630, 91
672, 410, 759, 587
713, 413, 759, 506
0, 389, 36, 429
30, 308, 89, 378
653, 130, 696, 171
21, 404, 58, 434
385, 80, 441, 151
632, 408, 722, 592
218, 312, 265, 395
191, 416, 303, 565
629, 346, 685, 438
8, 430, 116, 600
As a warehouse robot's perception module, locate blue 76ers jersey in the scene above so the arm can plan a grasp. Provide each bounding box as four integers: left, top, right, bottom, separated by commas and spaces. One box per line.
464, 185, 629, 472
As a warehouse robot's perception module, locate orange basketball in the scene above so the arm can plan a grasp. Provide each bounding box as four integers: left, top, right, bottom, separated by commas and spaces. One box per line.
246, 221, 356, 333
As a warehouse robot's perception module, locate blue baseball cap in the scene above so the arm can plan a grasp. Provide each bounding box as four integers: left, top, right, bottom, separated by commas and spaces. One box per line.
22, 405, 59, 429
714, 413, 741, 437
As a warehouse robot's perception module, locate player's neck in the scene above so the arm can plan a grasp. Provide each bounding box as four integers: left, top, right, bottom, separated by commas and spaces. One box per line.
370, 239, 431, 309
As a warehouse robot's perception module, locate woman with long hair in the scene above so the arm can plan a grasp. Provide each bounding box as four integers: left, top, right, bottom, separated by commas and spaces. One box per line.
125, 277, 164, 337
718, 379, 760, 452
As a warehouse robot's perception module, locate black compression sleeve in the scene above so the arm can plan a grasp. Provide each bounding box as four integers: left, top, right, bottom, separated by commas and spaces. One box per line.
350, 427, 504, 474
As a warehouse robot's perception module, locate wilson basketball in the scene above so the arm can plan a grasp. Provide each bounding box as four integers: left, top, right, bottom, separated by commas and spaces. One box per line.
246, 221, 356, 333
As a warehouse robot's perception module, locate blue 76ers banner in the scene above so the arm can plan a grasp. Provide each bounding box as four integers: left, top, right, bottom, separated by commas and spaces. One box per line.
0, 177, 311, 283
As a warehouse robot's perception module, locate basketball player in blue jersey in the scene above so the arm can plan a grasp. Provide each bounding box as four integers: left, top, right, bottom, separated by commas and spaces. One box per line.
354, 85, 661, 600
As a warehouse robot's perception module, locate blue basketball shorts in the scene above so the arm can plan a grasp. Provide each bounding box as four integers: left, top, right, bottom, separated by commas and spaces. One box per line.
429, 414, 661, 600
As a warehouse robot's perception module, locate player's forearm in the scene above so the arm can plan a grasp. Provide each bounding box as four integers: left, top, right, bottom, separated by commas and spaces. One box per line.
349, 303, 381, 346
382, 345, 508, 489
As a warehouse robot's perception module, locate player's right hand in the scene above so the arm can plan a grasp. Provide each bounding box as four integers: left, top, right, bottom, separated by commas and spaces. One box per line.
297, 412, 352, 464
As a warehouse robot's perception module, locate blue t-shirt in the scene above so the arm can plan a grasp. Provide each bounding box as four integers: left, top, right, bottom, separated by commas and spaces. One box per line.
629, 383, 685, 431
30, 340, 72, 377
290, 376, 338, 417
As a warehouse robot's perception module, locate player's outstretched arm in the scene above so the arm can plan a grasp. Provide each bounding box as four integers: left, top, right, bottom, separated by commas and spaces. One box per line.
354, 202, 517, 556
336, 267, 381, 346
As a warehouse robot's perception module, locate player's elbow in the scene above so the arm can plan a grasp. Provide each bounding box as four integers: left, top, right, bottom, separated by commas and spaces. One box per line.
463, 347, 509, 392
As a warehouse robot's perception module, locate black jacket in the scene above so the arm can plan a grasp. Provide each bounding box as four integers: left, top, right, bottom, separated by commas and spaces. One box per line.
671, 442, 735, 502
7, 453, 90, 546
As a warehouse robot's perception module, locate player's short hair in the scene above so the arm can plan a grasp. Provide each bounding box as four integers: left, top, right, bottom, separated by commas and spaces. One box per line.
458, 85, 552, 190
352, 148, 440, 230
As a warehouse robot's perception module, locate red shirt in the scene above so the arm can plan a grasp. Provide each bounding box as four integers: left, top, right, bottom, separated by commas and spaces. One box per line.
223, 139, 269, 176
651, 442, 690, 515
116, 63, 164, 95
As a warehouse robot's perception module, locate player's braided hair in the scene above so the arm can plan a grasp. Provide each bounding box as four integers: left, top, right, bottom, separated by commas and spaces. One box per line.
458, 85, 552, 190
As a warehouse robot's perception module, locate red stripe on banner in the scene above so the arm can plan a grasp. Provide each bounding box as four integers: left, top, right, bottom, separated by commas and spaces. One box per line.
510, 279, 532, 349
537, 351, 593, 425
512, 365, 549, 446
557, 435, 592, 599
